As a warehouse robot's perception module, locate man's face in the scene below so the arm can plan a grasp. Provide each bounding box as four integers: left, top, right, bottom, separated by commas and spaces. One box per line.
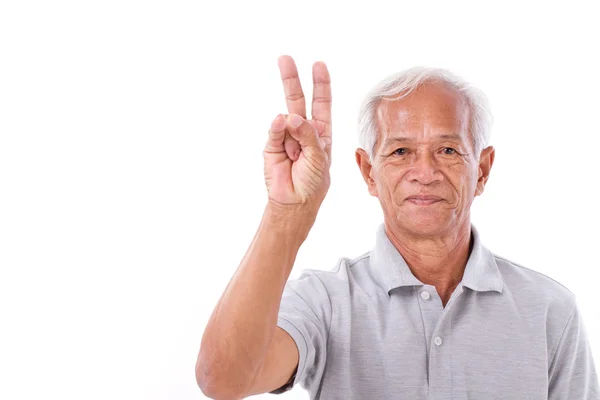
356, 81, 494, 237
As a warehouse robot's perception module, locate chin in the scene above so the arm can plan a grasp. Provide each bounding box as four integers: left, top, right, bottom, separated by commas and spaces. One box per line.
397, 212, 450, 237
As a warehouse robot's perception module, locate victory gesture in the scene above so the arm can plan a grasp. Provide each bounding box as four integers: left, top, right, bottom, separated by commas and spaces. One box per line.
263, 55, 332, 212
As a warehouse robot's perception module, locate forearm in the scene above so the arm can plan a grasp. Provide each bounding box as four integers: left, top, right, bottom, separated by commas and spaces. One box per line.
197, 203, 315, 397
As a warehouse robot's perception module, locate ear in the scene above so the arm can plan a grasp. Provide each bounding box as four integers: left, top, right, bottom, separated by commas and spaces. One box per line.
475, 146, 495, 197
355, 148, 378, 197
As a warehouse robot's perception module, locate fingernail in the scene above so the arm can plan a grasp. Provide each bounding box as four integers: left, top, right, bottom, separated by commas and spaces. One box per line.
291, 114, 303, 128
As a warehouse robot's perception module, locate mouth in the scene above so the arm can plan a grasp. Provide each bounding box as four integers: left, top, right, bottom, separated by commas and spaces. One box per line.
405, 196, 443, 206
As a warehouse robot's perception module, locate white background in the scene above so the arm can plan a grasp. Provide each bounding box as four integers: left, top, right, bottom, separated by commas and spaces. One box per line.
1, 1, 599, 399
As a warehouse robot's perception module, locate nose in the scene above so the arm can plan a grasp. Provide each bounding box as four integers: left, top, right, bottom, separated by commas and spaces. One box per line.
405, 151, 444, 185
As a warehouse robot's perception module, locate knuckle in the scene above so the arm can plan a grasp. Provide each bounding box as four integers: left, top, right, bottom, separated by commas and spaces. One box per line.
286, 93, 305, 102
270, 128, 284, 137
312, 96, 331, 104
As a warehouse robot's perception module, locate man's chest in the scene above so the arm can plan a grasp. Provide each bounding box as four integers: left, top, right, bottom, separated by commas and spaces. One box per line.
323, 291, 550, 399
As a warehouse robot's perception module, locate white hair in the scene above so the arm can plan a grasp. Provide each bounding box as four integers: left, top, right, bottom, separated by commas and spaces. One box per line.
357, 66, 493, 161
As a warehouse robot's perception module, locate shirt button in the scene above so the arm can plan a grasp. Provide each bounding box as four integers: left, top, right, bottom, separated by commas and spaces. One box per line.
420, 291, 431, 300
434, 336, 443, 346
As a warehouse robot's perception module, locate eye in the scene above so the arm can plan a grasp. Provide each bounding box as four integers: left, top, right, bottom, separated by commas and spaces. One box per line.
393, 148, 408, 156
442, 147, 457, 155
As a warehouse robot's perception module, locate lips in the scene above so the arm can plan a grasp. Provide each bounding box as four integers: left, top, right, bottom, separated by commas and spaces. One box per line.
405, 195, 443, 205
407, 195, 443, 201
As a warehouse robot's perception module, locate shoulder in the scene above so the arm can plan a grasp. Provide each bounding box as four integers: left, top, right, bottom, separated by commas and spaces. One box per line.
290, 251, 381, 299
492, 253, 576, 323
493, 253, 574, 298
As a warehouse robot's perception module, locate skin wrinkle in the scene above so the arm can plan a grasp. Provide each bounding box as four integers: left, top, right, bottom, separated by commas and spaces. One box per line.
355, 81, 495, 306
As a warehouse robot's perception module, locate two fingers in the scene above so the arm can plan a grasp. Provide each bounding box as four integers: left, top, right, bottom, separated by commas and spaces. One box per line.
277, 55, 332, 160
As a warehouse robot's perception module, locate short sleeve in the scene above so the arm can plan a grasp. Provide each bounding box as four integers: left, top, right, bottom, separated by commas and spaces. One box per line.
548, 299, 600, 399
269, 269, 332, 394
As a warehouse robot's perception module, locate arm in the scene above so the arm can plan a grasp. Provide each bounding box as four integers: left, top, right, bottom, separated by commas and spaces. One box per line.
196, 204, 313, 399
197, 55, 333, 399
548, 300, 600, 399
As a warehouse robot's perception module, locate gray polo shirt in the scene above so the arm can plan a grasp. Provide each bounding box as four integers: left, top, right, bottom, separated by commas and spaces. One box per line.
271, 223, 600, 399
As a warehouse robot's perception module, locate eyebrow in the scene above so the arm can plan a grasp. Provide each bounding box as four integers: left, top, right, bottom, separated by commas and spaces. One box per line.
382, 134, 463, 147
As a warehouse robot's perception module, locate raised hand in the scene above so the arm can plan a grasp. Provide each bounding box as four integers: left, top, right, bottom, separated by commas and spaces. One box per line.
263, 55, 332, 213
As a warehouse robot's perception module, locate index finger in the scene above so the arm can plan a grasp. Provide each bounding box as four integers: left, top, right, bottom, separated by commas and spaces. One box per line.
278, 55, 307, 118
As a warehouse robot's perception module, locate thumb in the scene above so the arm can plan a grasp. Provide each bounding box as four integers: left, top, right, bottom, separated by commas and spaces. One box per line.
286, 114, 323, 151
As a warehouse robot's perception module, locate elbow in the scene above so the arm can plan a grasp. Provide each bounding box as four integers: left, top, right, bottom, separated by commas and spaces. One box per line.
195, 358, 224, 399
195, 355, 250, 400
195, 361, 210, 397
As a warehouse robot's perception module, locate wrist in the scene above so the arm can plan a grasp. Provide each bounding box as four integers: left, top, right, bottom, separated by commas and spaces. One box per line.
263, 201, 318, 242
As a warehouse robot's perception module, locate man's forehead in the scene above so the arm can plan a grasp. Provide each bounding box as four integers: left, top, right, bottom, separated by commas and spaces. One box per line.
376, 105, 470, 142
375, 84, 470, 140
377, 85, 468, 121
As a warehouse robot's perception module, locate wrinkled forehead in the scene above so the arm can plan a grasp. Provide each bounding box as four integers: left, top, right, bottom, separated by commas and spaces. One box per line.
375, 81, 471, 142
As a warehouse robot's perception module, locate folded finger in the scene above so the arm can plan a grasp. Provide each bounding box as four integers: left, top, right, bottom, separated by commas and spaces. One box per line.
265, 114, 287, 152
286, 114, 321, 150
284, 131, 301, 161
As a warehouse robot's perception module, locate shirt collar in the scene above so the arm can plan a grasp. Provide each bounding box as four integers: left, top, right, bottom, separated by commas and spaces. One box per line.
369, 222, 504, 296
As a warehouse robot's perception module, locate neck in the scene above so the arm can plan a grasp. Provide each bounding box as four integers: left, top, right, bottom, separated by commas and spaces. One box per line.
384, 220, 473, 296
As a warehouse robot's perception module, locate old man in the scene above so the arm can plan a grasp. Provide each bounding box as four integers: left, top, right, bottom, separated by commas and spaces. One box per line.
196, 55, 600, 399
